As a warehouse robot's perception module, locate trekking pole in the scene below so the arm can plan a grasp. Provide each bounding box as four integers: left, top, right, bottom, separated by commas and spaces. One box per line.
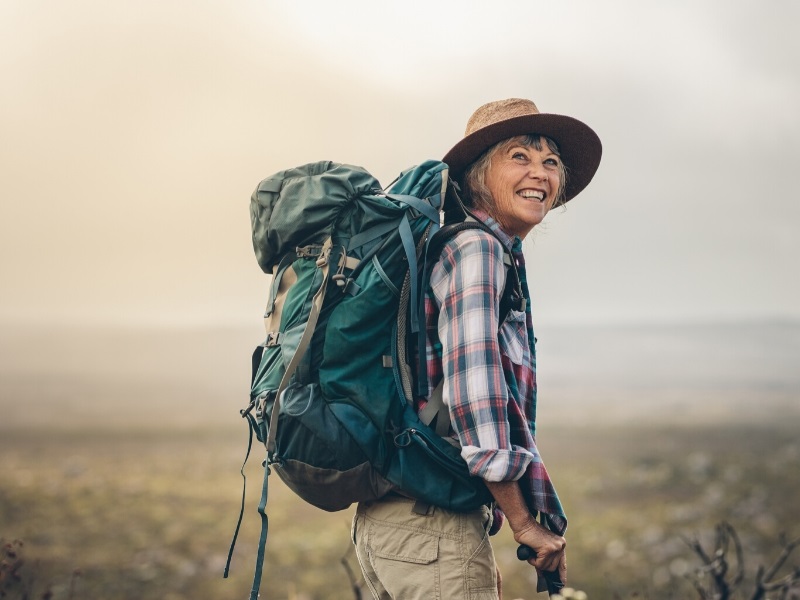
516, 545, 565, 597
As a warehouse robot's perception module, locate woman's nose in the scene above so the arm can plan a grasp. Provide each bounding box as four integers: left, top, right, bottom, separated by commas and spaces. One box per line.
527, 161, 548, 181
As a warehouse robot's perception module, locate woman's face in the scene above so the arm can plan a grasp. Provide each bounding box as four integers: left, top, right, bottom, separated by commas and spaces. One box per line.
484, 140, 561, 238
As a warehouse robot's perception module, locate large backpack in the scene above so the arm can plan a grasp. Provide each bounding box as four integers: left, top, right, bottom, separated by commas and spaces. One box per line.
225, 160, 523, 600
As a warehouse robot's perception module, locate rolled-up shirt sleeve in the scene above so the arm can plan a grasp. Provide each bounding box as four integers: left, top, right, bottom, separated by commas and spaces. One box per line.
430, 230, 534, 482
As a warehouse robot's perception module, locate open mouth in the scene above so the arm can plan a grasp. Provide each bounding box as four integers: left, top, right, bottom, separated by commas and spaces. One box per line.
517, 189, 546, 203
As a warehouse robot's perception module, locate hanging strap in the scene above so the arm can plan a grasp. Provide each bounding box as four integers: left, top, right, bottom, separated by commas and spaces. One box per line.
223, 401, 257, 579
224, 417, 271, 599
224, 342, 267, 581
249, 448, 271, 600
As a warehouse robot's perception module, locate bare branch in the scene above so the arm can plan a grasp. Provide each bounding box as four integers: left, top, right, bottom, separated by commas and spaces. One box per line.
763, 536, 800, 583
750, 534, 800, 600
683, 522, 748, 600
683, 533, 714, 567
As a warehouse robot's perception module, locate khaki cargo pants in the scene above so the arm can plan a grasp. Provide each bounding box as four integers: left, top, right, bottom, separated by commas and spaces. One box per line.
352, 495, 498, 600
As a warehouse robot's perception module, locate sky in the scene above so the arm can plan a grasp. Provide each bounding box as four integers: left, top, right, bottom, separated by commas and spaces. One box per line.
1, 0, 799, 327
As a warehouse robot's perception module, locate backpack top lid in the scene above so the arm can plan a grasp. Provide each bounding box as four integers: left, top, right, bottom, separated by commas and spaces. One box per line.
250, 161, 382, 273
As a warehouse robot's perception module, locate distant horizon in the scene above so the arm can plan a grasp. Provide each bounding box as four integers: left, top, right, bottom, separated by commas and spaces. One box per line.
2, 317, 798, 434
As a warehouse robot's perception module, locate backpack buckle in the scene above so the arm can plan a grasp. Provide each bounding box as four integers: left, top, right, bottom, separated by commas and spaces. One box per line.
264, 331, 281, 347
332, 274, 360, 296
242, 391, 270, 419
296, 245, 324, 259
254, 392, 272, 420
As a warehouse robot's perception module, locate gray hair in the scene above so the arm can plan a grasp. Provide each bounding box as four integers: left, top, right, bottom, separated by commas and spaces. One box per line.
462, 135, 568, 212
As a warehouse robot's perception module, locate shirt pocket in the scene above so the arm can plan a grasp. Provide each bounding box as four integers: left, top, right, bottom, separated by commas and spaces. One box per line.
499, 309, 528, 365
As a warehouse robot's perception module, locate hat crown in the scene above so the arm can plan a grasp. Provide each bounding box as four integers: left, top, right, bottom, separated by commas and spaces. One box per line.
465, 98, 541, 136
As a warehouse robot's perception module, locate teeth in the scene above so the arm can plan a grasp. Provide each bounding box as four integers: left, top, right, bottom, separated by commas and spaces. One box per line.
519, 190, 544, 200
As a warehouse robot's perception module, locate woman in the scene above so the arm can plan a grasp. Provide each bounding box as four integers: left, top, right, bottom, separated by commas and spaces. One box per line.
353, 98, 602, 599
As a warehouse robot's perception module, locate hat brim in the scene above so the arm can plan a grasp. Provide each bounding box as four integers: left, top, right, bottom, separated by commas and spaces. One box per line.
442, 113, 602, 202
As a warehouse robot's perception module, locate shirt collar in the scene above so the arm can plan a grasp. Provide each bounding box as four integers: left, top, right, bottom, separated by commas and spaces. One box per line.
468, 209, 523, 254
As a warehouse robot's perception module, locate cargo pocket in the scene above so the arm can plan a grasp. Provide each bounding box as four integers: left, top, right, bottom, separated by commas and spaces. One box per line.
368, 526, 440, 598
499, 309, 527, 365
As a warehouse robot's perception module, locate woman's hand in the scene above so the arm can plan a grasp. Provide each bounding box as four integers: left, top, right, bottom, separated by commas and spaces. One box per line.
512, 516, 567, 584
484, 480, 568, 585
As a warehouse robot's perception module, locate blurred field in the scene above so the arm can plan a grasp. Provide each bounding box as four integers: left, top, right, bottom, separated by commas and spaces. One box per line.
1, 322, 799, 599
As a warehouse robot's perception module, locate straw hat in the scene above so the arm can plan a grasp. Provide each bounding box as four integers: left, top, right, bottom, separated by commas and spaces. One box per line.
443, 98, 602, 202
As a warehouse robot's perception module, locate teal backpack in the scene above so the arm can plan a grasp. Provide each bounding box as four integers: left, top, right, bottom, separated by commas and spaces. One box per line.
225, 159, 522, 600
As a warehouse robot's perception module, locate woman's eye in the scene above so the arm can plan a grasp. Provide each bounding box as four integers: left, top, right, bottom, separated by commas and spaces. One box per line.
512, 152, 527, 160
544, 158, 560, 167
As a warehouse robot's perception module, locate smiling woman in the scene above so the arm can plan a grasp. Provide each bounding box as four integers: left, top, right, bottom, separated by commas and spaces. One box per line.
464, 135, 565, 238
351, 98, 602, 599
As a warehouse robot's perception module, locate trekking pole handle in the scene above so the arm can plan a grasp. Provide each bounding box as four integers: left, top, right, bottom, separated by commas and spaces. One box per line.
516, 545, 565, 596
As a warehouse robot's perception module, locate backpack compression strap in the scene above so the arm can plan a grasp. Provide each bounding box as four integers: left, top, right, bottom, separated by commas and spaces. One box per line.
265, 236, 333, 454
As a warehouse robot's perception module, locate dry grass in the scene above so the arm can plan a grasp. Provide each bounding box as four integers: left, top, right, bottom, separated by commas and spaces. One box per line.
2, 422, 799, 599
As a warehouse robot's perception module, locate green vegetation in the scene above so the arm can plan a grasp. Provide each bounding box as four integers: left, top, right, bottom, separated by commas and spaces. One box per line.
2, 423, 798, 599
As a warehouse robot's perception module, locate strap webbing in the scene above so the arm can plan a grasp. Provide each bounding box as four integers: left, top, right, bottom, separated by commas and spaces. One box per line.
266, 237, 333, 454
264, 253, 296, 319
223, 411, 256, 579
387, 193, 441, 223
372, 255, 399, 297
348, 217, 401, 252
224, 345, 266, 581
264, 260, 298, 336
417, 380, 450, 436
394, 225, 433, 405
394, 194, 443, 316
250, 454, 270, 600
398, 214, 422, 334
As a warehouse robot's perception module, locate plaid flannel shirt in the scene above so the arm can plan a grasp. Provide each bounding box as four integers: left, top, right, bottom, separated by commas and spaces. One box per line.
418, 210, 567, 535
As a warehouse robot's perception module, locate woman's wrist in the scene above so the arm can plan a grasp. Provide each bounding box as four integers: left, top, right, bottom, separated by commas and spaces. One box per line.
484, 480, 535, 533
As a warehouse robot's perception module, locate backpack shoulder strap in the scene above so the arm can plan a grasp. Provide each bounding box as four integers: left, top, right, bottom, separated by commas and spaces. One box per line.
428, 218, 524, 322
413, 217, 526, 429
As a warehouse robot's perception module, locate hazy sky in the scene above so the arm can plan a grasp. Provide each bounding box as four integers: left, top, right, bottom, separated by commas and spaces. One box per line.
1, 0, 798, 327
